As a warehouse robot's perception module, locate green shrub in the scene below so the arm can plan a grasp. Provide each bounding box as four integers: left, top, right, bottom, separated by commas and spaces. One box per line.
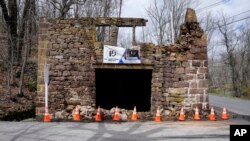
241, 87, 250, 100
25, 80, 37, 92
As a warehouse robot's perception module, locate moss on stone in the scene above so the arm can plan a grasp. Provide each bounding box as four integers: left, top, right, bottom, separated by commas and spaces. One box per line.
175, 97, 184, 103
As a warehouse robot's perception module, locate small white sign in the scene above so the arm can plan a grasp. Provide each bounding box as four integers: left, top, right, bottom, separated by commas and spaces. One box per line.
103, 45, 141, 64
103, 45, 126, 64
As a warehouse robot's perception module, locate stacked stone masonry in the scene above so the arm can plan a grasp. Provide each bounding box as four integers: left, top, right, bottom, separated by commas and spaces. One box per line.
37, 8, 209, 120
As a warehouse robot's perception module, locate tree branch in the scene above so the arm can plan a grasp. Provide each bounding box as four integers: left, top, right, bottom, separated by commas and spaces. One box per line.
0, 0, 10, 25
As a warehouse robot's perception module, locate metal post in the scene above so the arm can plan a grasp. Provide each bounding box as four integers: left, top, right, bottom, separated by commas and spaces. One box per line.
45, 82, 48, 111
44, 64, 49, 112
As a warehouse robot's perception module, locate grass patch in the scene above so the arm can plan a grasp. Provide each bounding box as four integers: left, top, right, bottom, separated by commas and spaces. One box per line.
241, 87, 250, 100
209, 88, 233, 97
209, 88, 250, 100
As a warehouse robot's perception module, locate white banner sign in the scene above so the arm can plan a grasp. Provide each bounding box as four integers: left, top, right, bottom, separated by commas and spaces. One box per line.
103, 45, 141, 64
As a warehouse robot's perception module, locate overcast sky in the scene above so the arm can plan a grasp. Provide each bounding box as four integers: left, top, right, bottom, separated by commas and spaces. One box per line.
122, 0, 250, 20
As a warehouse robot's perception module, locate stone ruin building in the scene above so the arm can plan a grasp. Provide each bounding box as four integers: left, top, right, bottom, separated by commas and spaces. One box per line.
36, 8, 208, 120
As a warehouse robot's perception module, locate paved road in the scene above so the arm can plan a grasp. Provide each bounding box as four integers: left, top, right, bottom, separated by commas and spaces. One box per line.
0, 121, 230, 141
209, 95, 250, 116
1, 120, 249, 141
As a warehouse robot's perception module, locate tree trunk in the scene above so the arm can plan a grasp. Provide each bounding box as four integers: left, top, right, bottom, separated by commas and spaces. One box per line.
0, 0, 18, 61
8, 0, 18, 61
17, 0, 36, 63
18, 24, 29, 95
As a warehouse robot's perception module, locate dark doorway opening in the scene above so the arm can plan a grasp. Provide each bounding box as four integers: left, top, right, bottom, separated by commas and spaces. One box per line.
95, 69, 152, 111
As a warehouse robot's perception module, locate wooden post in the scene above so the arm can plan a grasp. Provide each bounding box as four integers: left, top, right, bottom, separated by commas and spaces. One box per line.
132, 25, 136, 45
110, 25, 118, 46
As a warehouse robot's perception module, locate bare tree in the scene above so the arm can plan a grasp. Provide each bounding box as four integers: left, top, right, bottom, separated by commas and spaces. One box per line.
146, 0, 168, 45
37, 0, 55, 18
38, 0, 121, 18
38, 0, 86, 18
0, 0, 37, 95
0, 0, 36, 61
0, 0, 124, 95
237, 25, 250, 89
165, 0, 193, 43
0, 31, 14, 97
0, 0, 18, 60
72, 0, 111, 17
96, 0, 112, 42
146, 0, 193, 45
217, 14, 242, 97
18, 0, 37, 95
200, 12, 216, 49
49, 0, 88, 18
74, 0, 123, 44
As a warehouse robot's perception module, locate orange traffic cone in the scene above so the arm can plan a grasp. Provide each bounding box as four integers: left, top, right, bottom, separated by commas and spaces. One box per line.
209, 107, 216, 121
113, 106, 120, 121
73, 105, 80, 121
155, 106, 161, 122
131, 106, 138, 121
178, 107, 185, 121
194, 107, 200, 120
95, 106, 101, 122
221, 107, 229, 120
43, 107, 51, 122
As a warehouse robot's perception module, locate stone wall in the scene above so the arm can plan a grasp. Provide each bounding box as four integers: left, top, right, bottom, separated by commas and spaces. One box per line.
36, 8, 208, 120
